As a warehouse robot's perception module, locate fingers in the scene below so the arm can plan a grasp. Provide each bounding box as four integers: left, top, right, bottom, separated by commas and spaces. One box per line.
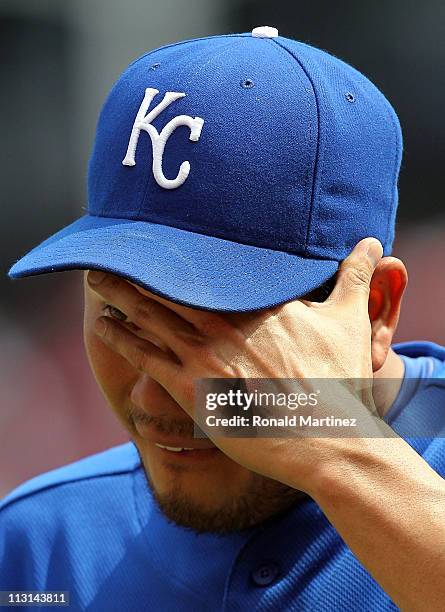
139, 292, 234, 338
87, 270, 235, 338
327, 238, 383, 306
94, 315, 180, 384
87, 271, 199, 355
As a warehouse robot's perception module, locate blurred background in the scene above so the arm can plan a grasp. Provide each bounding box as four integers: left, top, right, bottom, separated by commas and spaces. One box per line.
1, 0, 444, 496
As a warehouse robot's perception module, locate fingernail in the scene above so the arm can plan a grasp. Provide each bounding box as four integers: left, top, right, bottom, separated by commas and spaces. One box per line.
366, 240, 383, 266
94, 318, 107, 336
88, 270, 106, 285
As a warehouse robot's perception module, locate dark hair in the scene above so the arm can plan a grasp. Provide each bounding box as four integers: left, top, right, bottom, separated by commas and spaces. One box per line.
301, 272, 337, 303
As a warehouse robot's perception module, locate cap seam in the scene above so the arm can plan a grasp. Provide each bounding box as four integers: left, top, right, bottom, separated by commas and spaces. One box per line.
271, 38, 322, 258
187, 37, 249, 85
86, 212, 340, 260
124, 33, 249, 72
383, 99, 402, 252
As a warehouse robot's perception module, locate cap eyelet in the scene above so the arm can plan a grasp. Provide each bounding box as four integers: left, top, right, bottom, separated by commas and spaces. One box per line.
150, 63, 161, 71
241, 79, 255, 89
345, 92, 356, 103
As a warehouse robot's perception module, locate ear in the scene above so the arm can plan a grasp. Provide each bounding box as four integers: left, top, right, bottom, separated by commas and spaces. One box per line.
368, 257, 408, 372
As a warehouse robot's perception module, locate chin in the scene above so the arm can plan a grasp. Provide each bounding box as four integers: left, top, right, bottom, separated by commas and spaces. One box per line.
134, 441, 305, 534
138, 437, 252, 505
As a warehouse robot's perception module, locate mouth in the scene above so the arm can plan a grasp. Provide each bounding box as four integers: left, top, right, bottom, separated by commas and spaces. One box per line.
130, 409, 219, 458
152, 442, 221, 460
154, 443, 196, 452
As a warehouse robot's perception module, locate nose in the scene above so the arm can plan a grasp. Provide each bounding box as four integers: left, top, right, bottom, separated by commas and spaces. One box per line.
130, 373, 186, 418
130, 373, 160, 410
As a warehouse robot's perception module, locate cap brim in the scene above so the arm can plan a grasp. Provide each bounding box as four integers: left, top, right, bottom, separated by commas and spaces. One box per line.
8, 215, 339, 312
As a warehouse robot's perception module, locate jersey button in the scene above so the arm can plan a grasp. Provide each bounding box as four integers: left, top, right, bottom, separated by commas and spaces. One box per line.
251, 562, 281, 586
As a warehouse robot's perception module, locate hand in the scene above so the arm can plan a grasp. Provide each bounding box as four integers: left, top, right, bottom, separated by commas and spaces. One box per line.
87, 237, 390, 495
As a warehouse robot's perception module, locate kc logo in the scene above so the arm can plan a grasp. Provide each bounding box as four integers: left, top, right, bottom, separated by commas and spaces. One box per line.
122, 88, 204, 190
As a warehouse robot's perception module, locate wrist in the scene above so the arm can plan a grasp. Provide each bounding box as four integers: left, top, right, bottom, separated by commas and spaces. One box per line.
306, 435, 445, 511
301, 437, 398, 505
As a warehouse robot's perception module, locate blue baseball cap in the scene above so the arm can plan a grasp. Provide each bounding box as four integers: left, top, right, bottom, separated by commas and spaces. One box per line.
8, 26, 403, 312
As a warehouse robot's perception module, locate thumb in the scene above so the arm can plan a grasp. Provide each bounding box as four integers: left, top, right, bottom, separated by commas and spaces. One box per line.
328, 238, 383, 306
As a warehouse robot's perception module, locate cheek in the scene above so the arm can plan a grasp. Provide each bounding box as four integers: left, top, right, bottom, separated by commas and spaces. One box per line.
83, 312, 136, 413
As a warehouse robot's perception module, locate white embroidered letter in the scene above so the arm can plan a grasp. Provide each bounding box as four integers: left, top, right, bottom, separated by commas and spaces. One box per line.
122, 88, 204, 190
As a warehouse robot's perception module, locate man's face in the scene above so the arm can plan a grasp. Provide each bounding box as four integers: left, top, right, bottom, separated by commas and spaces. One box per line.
83, 273, 304, 533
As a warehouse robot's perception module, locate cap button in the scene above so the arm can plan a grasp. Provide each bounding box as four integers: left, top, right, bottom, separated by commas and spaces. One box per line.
251, 26, 279, 39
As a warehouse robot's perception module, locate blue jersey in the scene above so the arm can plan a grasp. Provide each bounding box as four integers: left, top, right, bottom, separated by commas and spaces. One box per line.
1, 341, 445, 611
